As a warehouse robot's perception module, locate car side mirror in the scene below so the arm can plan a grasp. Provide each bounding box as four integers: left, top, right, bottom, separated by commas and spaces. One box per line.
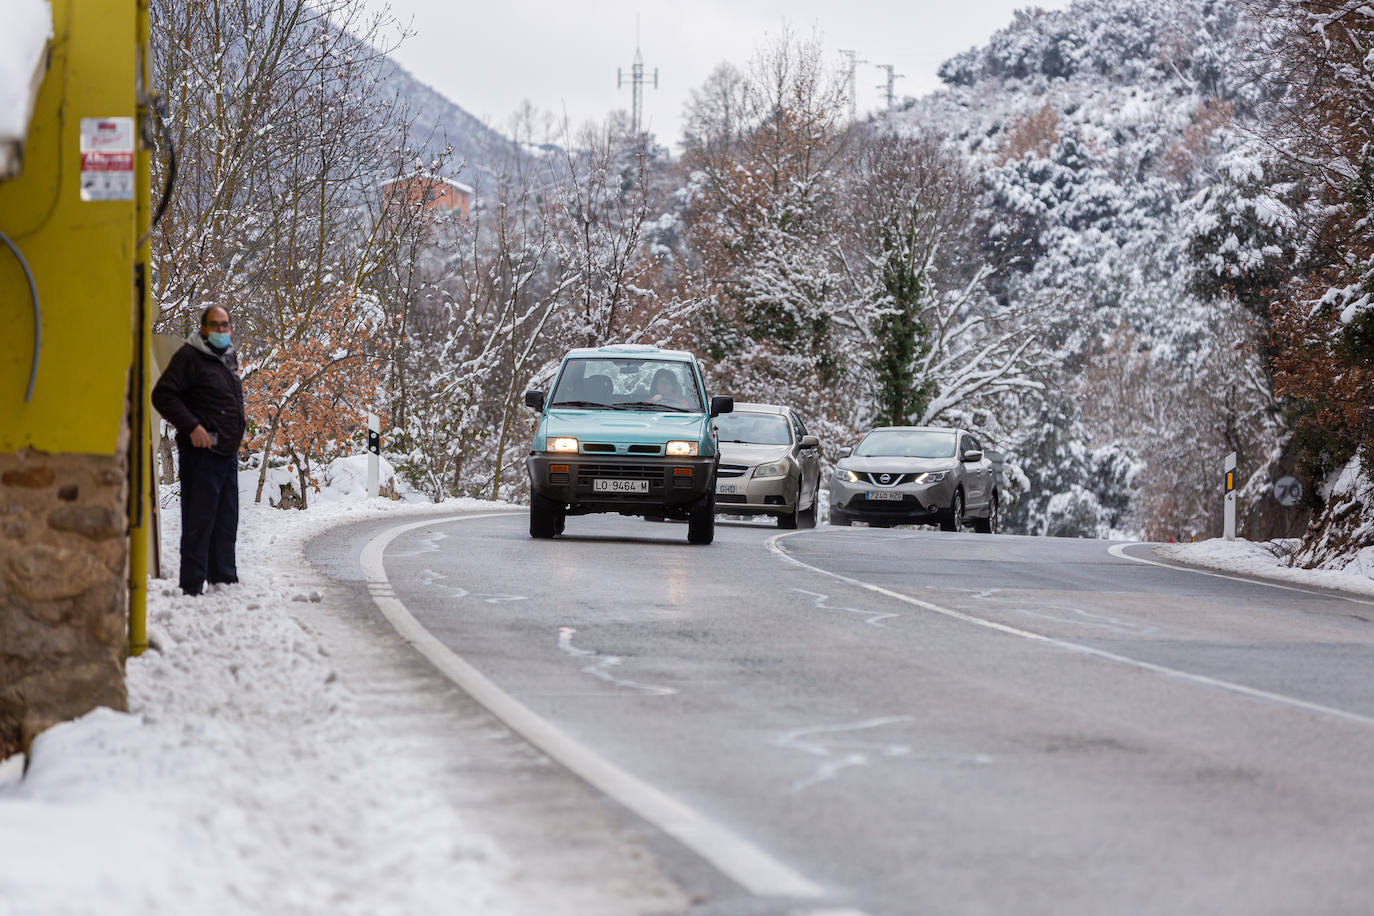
710, 395, 734, 417
524, 390, 546, 411
800, 435, 819, 449
838, 446, 853, 458
962, 449, 983, 463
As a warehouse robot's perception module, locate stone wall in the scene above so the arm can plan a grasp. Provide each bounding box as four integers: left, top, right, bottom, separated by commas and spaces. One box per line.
0, 447, 129, 756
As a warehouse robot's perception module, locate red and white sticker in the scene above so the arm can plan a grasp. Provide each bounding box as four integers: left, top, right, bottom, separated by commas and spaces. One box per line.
80, 117, 135, 202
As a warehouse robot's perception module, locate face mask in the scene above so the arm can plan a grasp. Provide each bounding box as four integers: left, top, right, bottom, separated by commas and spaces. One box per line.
207, 331, 231, 349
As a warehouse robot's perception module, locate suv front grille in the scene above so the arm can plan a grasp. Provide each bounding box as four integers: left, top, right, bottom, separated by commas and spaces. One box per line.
858, 471, 917, 486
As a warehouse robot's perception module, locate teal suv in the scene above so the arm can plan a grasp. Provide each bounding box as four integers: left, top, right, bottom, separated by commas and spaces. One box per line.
524, 345, 734, 544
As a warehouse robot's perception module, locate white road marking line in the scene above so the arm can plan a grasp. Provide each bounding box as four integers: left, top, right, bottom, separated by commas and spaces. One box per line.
774, 716, 913, 794
1107, 542, 1374, 607
793, 588, 900, 627
768, 532, 1374, 729
361, 514, 825, 902
558, 626, 677, 696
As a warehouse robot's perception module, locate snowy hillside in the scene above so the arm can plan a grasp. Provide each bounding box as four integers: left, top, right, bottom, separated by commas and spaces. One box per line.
377, 60, 519, 185
880, 0, 1281, 540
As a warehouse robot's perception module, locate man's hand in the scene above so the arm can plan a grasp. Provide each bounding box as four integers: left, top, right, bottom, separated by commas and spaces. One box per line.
190, 425, 212, 448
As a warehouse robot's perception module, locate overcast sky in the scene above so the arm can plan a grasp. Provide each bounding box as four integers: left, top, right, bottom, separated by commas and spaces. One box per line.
369, 1, 1074, 150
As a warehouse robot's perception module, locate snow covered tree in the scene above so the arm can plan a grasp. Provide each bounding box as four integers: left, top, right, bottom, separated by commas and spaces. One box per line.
678, 31, 850, 396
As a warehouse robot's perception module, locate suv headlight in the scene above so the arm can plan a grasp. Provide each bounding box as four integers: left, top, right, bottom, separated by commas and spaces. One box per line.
913, 471, 947, 484
546, 437, 579, 453
666, 440, 698, 456
754, 460, 789, 479
834, 468, 859, 483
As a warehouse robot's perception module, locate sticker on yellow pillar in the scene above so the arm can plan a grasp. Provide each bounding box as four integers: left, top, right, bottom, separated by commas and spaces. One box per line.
80, 117, 135, 201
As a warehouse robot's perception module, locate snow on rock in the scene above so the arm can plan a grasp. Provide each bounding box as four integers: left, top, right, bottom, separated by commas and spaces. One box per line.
0, 0, 51, 144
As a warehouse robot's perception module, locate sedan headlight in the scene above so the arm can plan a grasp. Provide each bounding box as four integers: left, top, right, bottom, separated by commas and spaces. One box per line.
754, 460, 789, 479
546, 437, 579, 453
913, 471, 947, 485
834, 468, 859, 483
666, 440, 698, 456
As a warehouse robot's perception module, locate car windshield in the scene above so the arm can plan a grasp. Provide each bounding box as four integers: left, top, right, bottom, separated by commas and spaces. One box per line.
549, 357, 703, 412
713, 412, 791, 445
855, 429, 956, 458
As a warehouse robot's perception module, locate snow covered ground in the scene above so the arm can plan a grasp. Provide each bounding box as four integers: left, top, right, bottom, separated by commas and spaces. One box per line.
2, 453, 1371, 915
0, 457, 685, 916
1157, 537, 1374, 599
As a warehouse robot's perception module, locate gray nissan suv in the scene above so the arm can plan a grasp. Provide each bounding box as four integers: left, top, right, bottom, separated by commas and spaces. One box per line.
829, 426, 1001, 531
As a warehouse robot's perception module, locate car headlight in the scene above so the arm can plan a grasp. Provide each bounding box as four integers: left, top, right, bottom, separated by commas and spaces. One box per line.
913, 471, 947, 485
546, 437, 579, 453
752, 460, 789, 479
666, 440, 698, 456
834, 468, 859, 483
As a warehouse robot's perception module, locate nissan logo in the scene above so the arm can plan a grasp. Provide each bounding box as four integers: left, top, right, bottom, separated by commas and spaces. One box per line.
878, 473, 892, 484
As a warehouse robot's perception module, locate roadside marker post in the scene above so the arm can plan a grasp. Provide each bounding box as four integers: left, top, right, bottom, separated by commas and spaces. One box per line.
367, 412, 380, 498
1224, 451, 1237, 541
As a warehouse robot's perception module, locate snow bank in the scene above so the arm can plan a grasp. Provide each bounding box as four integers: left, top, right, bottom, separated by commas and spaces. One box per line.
0, 458, 526, 916
0, 0, 51, 142
1157, 537, 1374, 599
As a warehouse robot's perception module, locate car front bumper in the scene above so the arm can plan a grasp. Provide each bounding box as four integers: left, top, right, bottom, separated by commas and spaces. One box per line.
527, 454, 716, 514
829, 477, 954, 524
712, 466, 797, 516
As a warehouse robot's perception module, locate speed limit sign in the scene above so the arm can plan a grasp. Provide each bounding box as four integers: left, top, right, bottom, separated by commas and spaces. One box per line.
1273, 476, 1302, 507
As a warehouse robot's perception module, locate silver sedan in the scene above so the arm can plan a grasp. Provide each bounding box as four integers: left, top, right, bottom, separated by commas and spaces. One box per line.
712, 403, 822, 528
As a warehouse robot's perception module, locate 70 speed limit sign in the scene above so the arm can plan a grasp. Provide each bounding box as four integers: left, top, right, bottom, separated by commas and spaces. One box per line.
1273, 476, 1302, 507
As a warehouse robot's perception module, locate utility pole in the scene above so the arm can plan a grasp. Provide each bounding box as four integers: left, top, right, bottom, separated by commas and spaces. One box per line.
617, 19, 658, 137
876, 64, 904, 110
839, 49, 867, 122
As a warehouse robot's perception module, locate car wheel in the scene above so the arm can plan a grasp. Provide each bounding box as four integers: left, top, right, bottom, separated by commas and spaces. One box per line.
777, 484, 801, 529
687, 492, 715, 545
939, 490, 964, 532
829, 507, 852, 527
530, 495, 561, 539
973, 493, 997, 534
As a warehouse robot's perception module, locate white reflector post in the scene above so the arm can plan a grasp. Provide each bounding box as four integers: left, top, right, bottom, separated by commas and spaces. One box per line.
366, 412, 380, 499
1223, 451, 1237, 541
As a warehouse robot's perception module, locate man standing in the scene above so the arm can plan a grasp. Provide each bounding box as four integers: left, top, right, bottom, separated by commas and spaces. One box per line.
151, 305, 246, 596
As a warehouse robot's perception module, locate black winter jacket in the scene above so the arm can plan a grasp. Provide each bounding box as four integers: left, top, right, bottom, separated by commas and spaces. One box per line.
152, 333, 246, 457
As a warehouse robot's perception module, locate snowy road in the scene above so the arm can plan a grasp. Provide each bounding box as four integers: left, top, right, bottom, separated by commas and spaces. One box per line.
309, 513, 1374, 916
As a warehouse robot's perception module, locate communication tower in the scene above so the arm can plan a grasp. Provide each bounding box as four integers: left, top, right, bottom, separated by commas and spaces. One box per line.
618, 25, 658, 137
876, 64, 904, 110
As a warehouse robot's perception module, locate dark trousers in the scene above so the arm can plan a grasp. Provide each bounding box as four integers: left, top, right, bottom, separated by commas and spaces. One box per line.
179, 446, 239, 595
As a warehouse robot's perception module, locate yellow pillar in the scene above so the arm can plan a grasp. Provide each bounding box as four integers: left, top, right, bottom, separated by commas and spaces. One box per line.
0, 0, 146, 652
128, 0, 154, 655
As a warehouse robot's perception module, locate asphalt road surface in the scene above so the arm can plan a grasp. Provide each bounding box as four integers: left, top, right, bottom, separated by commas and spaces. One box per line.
309, 511, 1374, 916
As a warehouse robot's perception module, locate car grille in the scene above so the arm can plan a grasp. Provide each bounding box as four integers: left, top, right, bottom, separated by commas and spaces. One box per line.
717, 463, 749, 478
857, 471, 919, 486
574, 463, 667, 497
849, 494, 924, 512
582, 443, 663, 455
